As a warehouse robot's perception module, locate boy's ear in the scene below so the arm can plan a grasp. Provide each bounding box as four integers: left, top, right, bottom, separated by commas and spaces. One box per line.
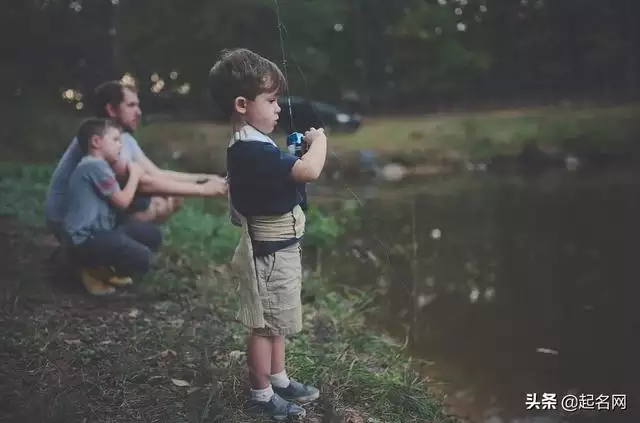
89, 134, 102, 150
233, 96, 248, 115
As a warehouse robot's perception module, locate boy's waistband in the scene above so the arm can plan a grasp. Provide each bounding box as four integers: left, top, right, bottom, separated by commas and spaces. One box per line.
246, 204, 305, 242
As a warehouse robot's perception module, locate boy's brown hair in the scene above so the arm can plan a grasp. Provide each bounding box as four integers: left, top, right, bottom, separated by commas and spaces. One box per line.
208, 48, 287, 119
77, 117, 119, 155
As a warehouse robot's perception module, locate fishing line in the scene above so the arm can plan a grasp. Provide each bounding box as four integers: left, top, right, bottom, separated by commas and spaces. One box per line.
272, 0, 417, 297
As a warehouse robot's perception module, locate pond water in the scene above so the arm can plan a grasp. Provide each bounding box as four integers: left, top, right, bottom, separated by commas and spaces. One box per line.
310, 168, 640, 423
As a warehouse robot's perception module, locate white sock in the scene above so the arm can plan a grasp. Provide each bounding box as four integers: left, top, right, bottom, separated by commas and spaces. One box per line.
251, 385, 274, 402
269, 370, 290, 388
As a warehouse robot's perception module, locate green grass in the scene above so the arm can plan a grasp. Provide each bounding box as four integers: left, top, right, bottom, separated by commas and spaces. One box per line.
0, 163, 452, 423
4, 104, 638, 174
135, 104, 640, 169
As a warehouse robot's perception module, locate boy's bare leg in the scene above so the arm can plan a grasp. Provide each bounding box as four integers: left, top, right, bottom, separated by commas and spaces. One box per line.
248, 331, 273, 389
270, 333, 320, 404
271, 335, 286, 376
247, 332, 307, 419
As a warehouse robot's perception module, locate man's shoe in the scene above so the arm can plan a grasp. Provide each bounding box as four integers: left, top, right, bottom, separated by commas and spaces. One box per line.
273, 379, 320, 403
108, 275, 133, 286
102, 266, 133, 286
247, 393, 306, 421
107, 274, 133, 286
80, 268, 116, 296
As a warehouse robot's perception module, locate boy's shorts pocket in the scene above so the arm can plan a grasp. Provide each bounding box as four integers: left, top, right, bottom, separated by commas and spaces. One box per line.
254, 243, 302, 336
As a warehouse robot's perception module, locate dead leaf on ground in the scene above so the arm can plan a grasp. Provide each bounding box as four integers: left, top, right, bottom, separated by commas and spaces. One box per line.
536, 347, 559, 355
229, 350, 246, 361
160, 349, 178, 358
343, 407, 364, 423
171, 378, 191, 387
144, 349, 177, 361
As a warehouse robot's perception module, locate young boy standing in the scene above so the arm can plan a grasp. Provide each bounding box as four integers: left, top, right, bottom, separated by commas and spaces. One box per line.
208, 48, 328, 420
63, 118, 163, 296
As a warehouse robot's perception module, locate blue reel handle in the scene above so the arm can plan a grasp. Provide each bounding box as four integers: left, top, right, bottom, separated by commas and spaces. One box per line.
287, 132, 304, 143
286, 132, 306, 157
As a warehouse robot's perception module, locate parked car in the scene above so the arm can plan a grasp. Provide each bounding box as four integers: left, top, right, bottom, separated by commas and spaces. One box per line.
276, 96, 362, 134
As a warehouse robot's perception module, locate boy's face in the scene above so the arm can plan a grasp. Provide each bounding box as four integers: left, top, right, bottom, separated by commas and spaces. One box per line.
96, 126, 123, 164
237, 91, 281, 134
108, 88, 141, 132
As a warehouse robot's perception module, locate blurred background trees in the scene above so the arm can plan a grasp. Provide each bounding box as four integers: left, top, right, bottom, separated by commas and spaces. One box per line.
2, 0, 638, 142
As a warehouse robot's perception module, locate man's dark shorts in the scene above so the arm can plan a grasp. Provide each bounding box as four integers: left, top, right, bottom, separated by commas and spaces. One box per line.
129, 193, 152, 213
114, 192, 152, 225
118, 170, 153, 214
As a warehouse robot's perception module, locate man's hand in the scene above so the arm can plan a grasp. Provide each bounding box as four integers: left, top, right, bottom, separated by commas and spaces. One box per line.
199, 177, 228, 196
193, 173, 223, 183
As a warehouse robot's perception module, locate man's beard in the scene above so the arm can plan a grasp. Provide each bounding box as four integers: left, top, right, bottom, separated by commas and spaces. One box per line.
119, 122, 135, 133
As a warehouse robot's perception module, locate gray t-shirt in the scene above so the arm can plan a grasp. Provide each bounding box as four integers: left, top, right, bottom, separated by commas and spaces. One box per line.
63, 156, 120, 245
45, 132, 143, 225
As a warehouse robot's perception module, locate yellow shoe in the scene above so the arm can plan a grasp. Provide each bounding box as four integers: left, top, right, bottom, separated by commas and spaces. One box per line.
103, 266, 133, 286
108, 275, 133, 286
80, 268, 116, 296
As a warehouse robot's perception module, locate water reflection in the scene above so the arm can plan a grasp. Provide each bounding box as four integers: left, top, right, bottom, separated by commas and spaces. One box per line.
315, 169, 640, 423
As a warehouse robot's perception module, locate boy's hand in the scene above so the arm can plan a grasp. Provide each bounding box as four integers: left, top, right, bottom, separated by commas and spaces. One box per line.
113, 158, 129, 179
303, 127, 326, 145
200, 177, 228, 196
291, 127, 328, 182
128, 161, 144, 181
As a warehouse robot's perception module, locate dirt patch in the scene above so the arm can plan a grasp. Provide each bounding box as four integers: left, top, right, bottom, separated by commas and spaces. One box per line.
0, 218, 350, 423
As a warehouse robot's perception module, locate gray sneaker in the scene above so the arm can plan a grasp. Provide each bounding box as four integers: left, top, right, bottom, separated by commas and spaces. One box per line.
247, 393, 306, 421
273, 379, 320, 403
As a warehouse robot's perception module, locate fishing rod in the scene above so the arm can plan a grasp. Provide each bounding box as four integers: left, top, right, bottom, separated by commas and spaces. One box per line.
271, 0, 417, 298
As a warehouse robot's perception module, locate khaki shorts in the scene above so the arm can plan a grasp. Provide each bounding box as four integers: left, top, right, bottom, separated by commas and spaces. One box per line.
233, 240, 303, 337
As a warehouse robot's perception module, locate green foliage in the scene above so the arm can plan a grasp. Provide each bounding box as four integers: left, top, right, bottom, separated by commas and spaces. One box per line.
0, 163, 362, 266
0, 163, 52, 227
3, 0, 640, 130
304, 198, 361, 250
0, 161, 449, 422
386, 0, 491, 97
161, 196, 362, 270
196, 271, 452, 423
162, 198, 240, 265
0, 179, 48, 227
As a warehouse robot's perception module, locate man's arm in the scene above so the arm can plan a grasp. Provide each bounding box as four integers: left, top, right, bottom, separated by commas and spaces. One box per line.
135, 150, 208, 183
137, 173, 227, 197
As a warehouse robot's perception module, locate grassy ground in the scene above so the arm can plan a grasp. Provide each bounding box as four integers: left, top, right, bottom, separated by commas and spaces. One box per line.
0, 165, 452, 423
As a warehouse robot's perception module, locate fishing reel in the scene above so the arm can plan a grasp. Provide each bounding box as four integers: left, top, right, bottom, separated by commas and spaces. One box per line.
286, 132, 308, 158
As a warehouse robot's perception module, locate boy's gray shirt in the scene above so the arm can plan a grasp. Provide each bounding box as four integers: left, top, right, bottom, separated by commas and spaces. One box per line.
45, 132, 143, 226
63, 156, 120, 245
